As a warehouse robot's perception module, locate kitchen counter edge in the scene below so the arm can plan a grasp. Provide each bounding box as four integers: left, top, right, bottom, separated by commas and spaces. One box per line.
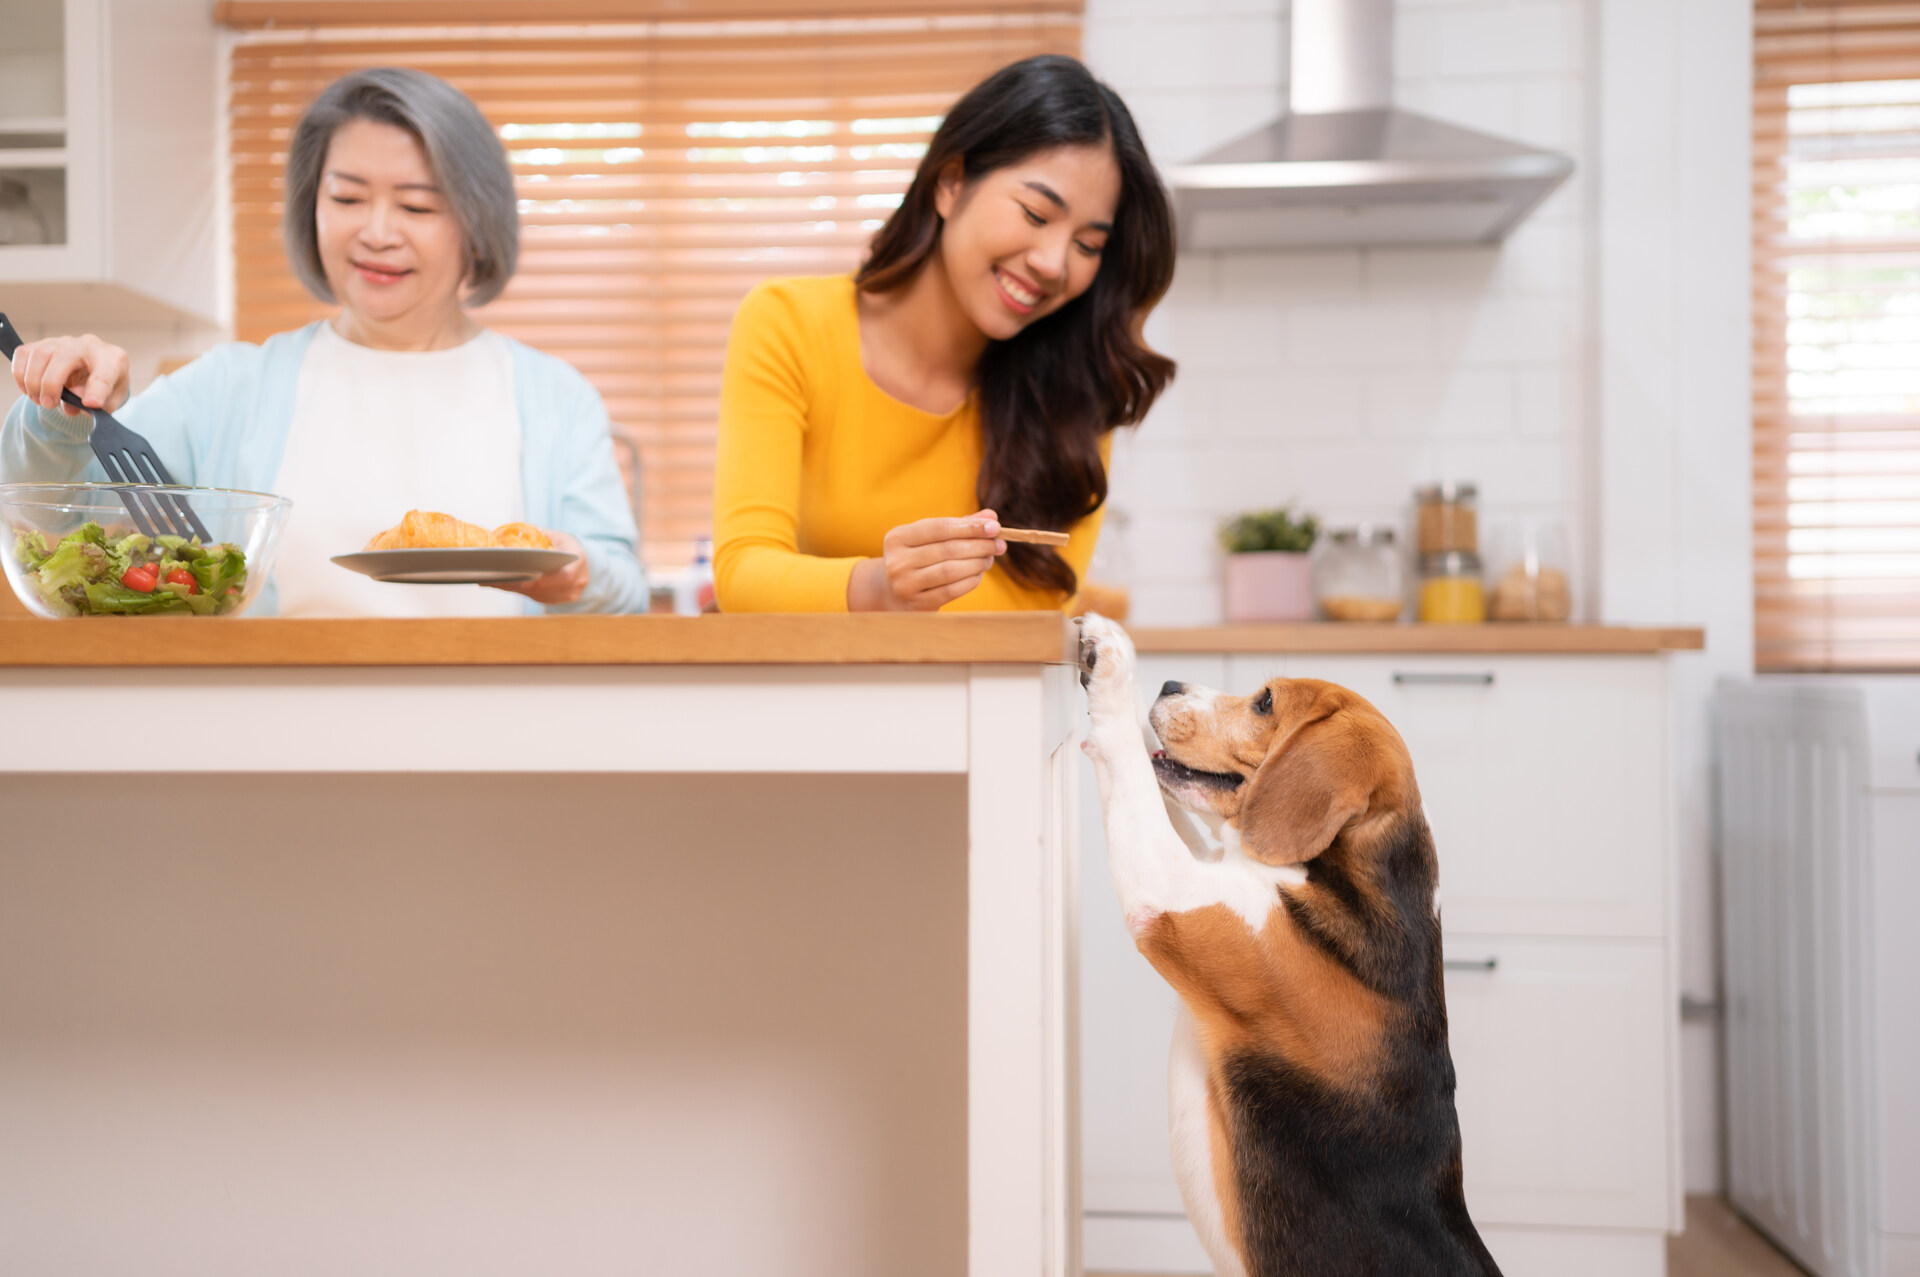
0, 615, 1704, 668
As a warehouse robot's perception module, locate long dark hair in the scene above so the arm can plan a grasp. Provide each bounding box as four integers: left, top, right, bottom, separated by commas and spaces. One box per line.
856, 55, 1176, 596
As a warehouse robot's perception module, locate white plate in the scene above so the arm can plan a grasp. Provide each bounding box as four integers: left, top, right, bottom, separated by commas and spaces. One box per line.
330, 547, 577, 585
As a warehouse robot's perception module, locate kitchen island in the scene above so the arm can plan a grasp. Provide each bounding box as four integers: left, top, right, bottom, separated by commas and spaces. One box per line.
0, 615, 1703, 1277
0, 614, 1082, 1277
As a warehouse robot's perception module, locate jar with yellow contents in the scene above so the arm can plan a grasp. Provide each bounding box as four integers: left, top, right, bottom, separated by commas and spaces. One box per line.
1418, 550, 1486, 623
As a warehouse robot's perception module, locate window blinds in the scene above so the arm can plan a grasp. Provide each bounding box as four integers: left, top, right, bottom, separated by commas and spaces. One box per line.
225, 7, 1080, 571
1754, 0, 1920, 669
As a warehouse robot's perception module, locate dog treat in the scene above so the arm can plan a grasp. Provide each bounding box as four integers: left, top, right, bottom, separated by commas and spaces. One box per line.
1320, 594, 1402, 622
998, 527, 1070, 546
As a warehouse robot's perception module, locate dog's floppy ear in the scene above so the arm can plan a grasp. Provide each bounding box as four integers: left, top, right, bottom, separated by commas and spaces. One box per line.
1236, 711, 1373, 865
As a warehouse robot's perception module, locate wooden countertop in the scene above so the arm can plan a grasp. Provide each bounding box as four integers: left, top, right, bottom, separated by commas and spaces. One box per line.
0, 615, 1704, 668
1130, 623, 1705, 654
0, 613, 1077, 667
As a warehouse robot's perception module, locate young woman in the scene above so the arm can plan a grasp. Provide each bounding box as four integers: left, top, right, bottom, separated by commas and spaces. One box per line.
2, 68, 645, 617
712, 55, 1175, 612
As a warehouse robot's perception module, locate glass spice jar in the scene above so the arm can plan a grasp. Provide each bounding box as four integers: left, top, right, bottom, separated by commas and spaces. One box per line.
1486, 516, 1572, 621
1315, 525, 1403, 622
1418, 550, 1486, 623
1414, 481, 1479, 556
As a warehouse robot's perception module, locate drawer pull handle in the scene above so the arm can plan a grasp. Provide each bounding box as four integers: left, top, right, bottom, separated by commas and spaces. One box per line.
1393, 672, 1495, 686
1443, 957, 1499, 971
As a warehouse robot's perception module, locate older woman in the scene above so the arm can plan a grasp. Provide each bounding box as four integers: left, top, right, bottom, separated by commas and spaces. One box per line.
2, 68, 645, 616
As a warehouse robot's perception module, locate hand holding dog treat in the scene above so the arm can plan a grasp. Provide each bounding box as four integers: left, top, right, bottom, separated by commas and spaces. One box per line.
846, 508, 1008, 611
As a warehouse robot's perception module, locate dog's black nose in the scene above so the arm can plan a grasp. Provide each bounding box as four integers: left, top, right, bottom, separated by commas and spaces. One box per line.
1159, 680, 1185, 698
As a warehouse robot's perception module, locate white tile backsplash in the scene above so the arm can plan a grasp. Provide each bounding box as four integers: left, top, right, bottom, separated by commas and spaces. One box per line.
1364, 366, 1514, 438
1211, 247, 1363, 300
1436, 3, 1577, 77
1088, 0, 1593, 625
1197, 368, 1365, 439
1288, 301, 1439, 366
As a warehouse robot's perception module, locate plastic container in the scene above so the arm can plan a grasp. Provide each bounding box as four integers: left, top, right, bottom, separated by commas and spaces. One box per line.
1314, 525, 1402, 622
674, 537, 716, 615
1415, 481, 1479, 556
1486, 517, 1573, 621
1, 483, 291, 618
1417, 550, 1485, 624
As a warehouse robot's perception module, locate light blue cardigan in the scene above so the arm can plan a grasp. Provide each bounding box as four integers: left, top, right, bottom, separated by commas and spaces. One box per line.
1, 323, 647, 615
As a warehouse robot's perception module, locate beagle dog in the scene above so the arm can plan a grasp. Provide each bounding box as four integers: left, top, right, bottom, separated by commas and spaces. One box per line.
1076, 614, 1500, 1277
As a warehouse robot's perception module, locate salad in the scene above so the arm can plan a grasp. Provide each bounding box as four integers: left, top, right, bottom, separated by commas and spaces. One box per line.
13, 521, 248, 616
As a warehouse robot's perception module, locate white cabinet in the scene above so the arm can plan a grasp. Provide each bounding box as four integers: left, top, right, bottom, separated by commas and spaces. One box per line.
0, 0, 219, 325
1226, 654, 1670, 937
1445, 936, 1670, 1229
1080, 650, 1680, 1276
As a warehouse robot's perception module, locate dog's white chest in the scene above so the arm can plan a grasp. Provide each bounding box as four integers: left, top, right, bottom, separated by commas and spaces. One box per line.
1167, 1010, 1248, 1277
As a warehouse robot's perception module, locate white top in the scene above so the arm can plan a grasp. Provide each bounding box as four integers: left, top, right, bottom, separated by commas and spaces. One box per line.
272, 324, 527, 618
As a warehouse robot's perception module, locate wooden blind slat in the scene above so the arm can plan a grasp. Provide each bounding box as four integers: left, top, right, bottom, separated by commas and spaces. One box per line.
229, 14, 1079, 573
1753, 0, 1920, 670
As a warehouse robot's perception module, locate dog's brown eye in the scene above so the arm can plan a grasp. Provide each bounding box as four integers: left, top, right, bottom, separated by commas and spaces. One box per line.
1254, 688, 1273, 715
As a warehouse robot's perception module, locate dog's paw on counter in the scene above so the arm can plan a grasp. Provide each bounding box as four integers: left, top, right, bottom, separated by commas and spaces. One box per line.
1074, 612, 1136, 698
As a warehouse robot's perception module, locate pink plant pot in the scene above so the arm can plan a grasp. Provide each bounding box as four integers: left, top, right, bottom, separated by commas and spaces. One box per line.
1224, 551, 1315, 622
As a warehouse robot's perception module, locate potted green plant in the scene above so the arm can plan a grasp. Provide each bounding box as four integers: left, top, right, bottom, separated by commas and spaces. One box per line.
1218, 506, 1320, 622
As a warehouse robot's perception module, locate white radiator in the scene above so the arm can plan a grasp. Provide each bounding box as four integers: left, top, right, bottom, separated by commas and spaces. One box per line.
1717, 679, 1883, 1277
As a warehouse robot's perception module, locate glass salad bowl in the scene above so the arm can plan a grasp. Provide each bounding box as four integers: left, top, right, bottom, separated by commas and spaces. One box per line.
1, 483, 291, 618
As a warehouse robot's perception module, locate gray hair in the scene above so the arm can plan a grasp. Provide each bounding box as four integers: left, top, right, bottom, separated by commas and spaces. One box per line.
283, 68, 518, 307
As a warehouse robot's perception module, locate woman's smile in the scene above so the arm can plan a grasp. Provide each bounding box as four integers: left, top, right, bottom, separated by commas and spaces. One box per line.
993, 266, 1045, 314
930, 146, 1119, 343
352, 259, 413, 285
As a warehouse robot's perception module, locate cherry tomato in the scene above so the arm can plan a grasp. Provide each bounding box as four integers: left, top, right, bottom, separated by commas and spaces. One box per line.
165, 567, 197, 594
121, 564, 159, 593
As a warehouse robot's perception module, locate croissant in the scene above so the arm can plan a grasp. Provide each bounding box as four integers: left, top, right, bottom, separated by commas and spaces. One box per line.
364, 509, 497, 550
491, 522, 553, 550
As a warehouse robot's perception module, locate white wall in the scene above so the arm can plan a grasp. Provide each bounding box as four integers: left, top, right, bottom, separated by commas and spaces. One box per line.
1083, 0, 1753, 1195
1088, 0, 1593, 624
1594, 0, 1753, 1197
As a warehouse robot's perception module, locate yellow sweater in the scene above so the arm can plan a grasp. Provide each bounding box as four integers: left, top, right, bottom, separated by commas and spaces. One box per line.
712, 274, 1107, 612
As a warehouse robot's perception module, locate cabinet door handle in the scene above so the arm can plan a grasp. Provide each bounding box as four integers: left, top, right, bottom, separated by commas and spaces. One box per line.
1393, 672, 1495, 686
1443, 957, 1499, 971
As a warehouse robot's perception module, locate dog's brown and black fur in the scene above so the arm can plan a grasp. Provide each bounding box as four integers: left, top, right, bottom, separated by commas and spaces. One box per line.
1078, 614, 1500, 1277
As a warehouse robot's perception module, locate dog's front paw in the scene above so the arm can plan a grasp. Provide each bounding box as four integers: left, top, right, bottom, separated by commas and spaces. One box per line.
1076, 612, 1138, 713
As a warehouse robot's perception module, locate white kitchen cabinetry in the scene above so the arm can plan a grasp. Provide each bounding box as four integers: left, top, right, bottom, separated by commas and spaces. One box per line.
0, 0, 218, 325
1082, 647, 1683, 1277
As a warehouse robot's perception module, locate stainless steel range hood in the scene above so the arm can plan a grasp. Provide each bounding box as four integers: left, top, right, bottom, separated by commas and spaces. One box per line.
1168, 0, 1573, 250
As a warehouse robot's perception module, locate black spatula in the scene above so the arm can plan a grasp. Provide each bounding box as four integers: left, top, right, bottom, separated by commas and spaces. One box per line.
0, 312, 211, 542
